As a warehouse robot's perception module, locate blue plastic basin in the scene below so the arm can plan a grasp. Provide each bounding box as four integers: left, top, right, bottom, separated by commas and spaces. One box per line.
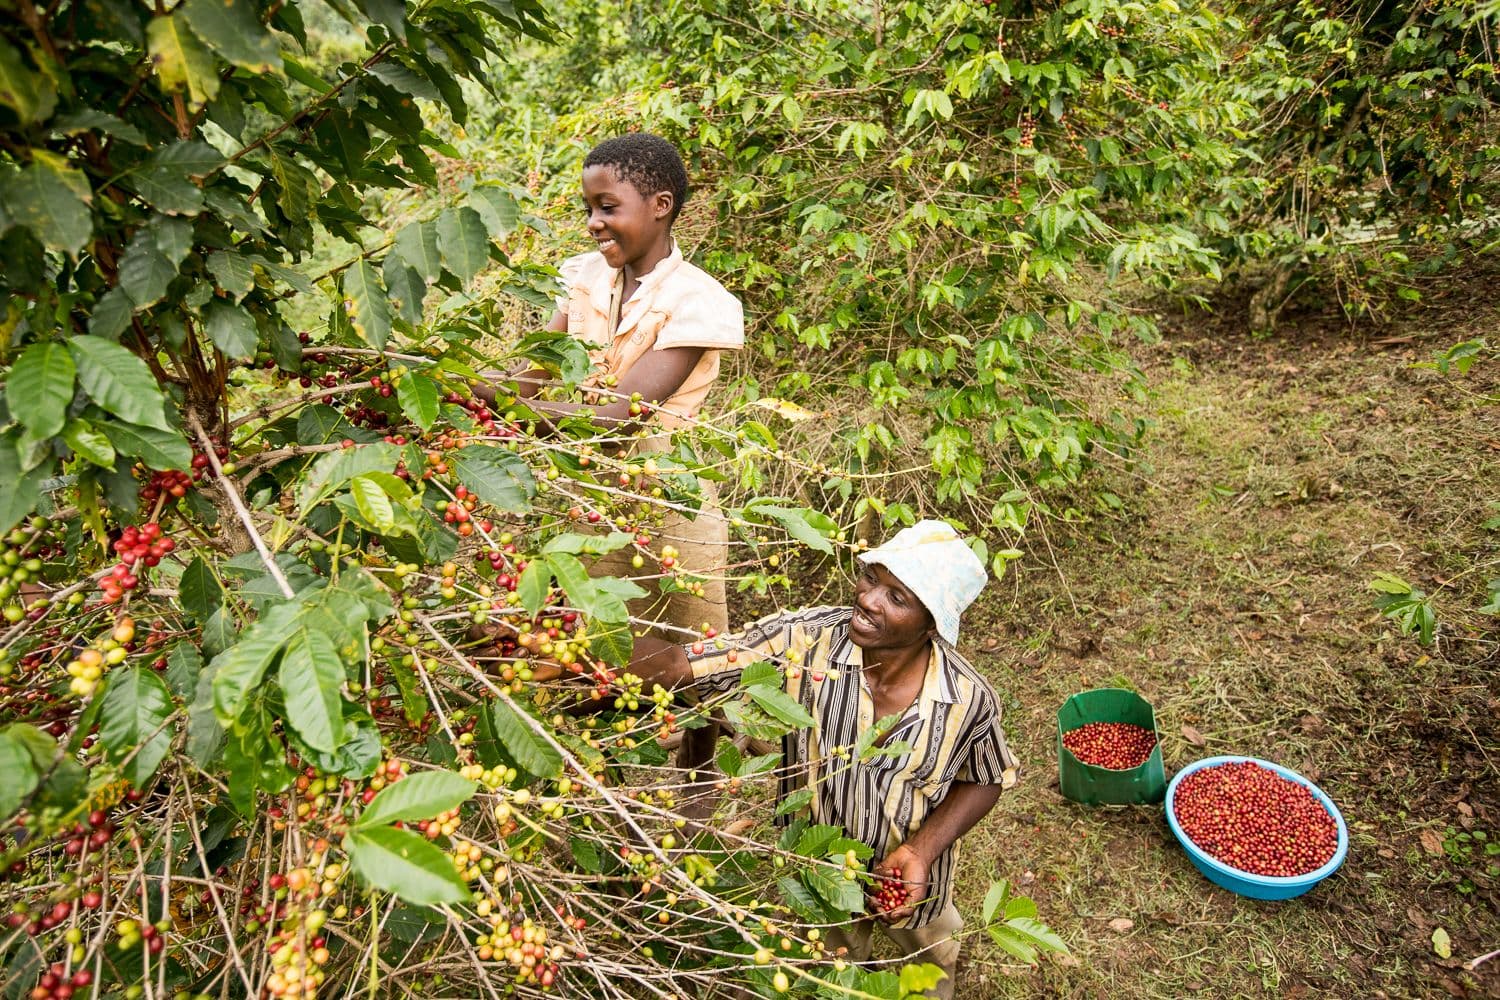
1165, 755, 1348, 900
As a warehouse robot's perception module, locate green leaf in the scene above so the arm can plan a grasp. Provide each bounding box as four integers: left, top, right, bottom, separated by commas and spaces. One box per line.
586, 620, 634, 667
515, 559, 548, 615
570, 837, 602, 873
1432, 926, 1452, 959
0, 729, 40, 819
279, 628, 346, 753
436, 206, 489, 285
483, 700, 562, 778
1, 151, 93, 255
384, 258, 426, 326
204, 300, 260, 358
898, 964, 947, 998
181, 0, 280, 71
0, 40, 57, 124
981, 881, 1008, 925
7, 341, 75, 439
132, 141, 220, 215
469, 185, 520, 238
89, 286, 134, 338
118, 227, 178, 309
299, 442, 403, 508
164, 643, 203, 701
62, 419, 116, 468
211, 602, 298, 721
270, 149, 313, 221
543, 553, 596, 611
356, 769, 477, 829
68, 337, 171, 430
101, 422, 192, 471
396, 374, 440, 430
52, 110, 146, 146
344, 259, 391, 351
987, 924, 1039, 964
748, 503, 836, 554
369, 60, 438, 101
207, 251, 256, 299
1004, 916, 1069, 956
394, 220, 442, 282
0, 442, 47, 532
774, 786, 813, 817
98, 667, 175, 788
147, 13, 221, 109
448, 445, 535, 513
741, 661, 780, 688
543, 531, 633, 556
186, 665, 222, 767
1369, 572, 1414, 596
350, 474, 395, 532
748, 686, 815, 729
805, 862, 864, 912
345, 824, 471, 905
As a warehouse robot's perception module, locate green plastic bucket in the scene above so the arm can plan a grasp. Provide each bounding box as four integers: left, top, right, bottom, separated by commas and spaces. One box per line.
1057, 688, 1166, 805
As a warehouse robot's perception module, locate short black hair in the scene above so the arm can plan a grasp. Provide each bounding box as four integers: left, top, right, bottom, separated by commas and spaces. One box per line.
583, 134, 690, 224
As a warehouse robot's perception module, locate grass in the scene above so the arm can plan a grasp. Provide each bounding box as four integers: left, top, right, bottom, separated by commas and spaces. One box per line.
939, 276, 1500, 998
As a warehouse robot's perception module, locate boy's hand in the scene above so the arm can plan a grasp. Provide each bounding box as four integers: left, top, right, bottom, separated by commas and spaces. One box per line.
870, 843, 930, 924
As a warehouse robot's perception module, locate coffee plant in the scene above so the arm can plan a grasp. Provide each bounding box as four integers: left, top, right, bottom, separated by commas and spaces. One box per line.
0, 1, 1065, 997
459, 0, 1269, 565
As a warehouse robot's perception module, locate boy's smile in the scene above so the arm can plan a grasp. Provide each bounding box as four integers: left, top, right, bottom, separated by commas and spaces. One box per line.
581, 164, 674, 280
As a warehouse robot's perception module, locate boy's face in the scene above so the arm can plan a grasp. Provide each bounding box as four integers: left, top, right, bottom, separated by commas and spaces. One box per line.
581, 165, 673, 273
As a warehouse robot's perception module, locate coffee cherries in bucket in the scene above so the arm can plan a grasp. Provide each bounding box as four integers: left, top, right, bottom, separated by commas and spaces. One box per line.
1171, 760, 1338, 877
1061, 721, 1157, 770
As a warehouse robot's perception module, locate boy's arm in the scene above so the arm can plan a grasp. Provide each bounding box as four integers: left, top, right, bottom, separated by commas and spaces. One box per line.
870, 781, 1004, 924
526, 345, 705, 428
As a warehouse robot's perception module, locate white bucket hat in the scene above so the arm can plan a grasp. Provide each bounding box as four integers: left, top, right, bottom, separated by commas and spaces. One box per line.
857, 519, 987, 645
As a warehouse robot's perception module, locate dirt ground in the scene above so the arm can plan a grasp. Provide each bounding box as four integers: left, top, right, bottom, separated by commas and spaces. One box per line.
941, 274, 1500, 998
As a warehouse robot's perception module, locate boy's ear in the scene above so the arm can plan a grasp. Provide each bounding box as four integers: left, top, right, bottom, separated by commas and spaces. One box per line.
652, 190, 675, 221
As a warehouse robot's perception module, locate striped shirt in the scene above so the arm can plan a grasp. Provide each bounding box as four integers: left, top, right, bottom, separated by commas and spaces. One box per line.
686, 606, 1018, 928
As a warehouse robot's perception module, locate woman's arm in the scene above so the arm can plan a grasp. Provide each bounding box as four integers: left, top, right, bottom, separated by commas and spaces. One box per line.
870, 781, 1005, 924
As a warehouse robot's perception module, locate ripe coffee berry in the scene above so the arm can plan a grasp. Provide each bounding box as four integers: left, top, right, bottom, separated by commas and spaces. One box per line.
1172, 761, 1338, 877
873, 867, 912, 913
1062, 722, 1157, 770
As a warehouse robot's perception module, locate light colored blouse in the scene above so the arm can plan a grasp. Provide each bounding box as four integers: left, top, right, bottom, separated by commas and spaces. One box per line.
558, 243, 744, 430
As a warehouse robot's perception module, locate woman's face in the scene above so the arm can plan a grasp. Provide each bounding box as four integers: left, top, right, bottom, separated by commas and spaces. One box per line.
849, 562, 936, 652
581, 164, 673, 274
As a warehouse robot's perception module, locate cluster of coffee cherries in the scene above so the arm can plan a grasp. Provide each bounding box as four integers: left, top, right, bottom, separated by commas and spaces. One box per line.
65, 617, 135, 698
25, 962, 94, 998
1062, 721, 1158, 770
445, 391, 512, 437
265, 896, 332, 999
474, 915, 566, 989
1172, 761, 1339, 877
439, 484, 490, 537
98, 524, 174, 604
1018, 114, 1037, 148
873, 867, 913, 913
0, 515, 62, 607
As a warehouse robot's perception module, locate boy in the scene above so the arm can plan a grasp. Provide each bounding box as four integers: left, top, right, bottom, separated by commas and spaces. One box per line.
485, 134, 743, 638
625, 521, 1020, 999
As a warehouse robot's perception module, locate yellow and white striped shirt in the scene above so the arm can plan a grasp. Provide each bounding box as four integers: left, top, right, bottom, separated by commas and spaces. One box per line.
686, 606, 1018, 928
